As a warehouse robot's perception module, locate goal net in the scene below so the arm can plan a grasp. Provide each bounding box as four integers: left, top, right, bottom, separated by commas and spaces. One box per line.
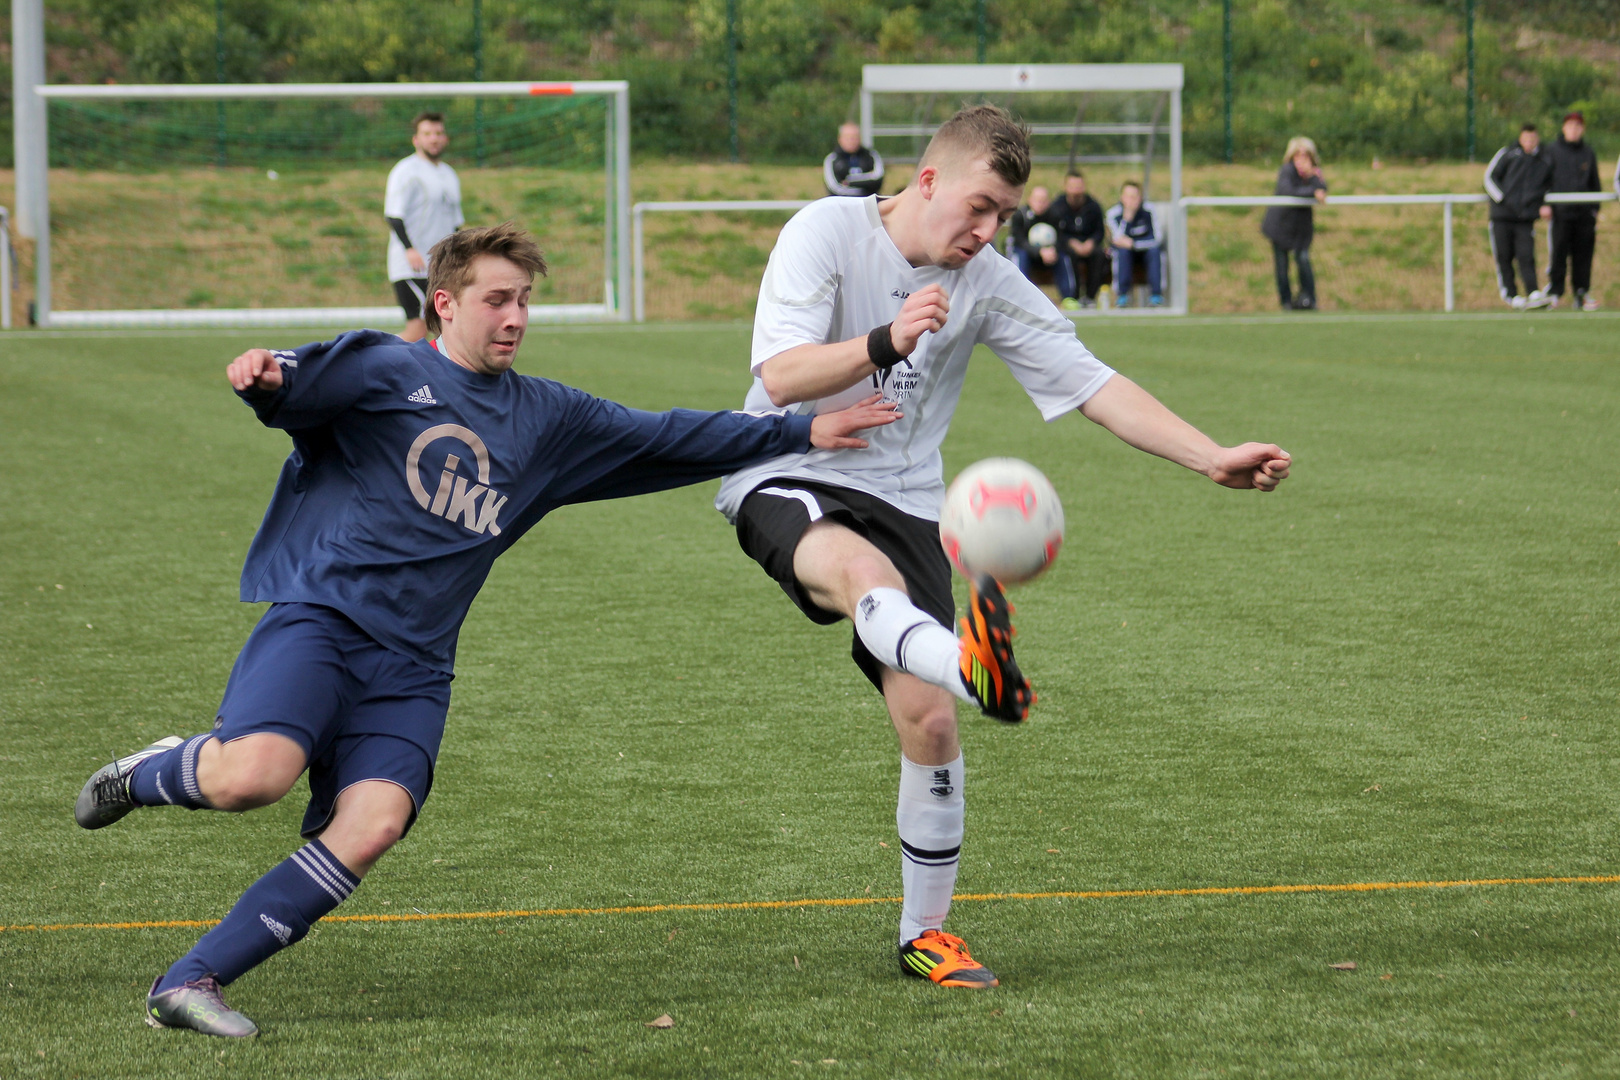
31, 81, 630, 328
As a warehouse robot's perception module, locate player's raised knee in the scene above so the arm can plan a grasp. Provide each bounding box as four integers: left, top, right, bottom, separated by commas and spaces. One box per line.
198, 735, 304, 810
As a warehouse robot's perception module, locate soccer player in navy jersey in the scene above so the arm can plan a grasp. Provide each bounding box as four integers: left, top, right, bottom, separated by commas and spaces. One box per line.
72, 222, 898, 1038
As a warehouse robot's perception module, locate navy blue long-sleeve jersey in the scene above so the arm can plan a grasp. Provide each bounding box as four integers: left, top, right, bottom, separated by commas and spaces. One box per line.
236, 331, 813, 673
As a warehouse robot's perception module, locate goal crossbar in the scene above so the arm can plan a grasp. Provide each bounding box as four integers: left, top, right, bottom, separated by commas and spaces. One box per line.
27, 81, 632, 328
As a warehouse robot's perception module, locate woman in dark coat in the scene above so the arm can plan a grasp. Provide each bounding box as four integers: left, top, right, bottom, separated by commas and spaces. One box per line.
1261, 136, 1328, 310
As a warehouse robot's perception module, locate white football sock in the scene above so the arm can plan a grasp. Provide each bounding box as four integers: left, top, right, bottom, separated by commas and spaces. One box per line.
853, 588, 971, 702
896, 753, 966, 944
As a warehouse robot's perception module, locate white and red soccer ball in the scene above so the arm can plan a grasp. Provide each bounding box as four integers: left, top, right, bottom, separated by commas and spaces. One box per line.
938, 458, 1065, 585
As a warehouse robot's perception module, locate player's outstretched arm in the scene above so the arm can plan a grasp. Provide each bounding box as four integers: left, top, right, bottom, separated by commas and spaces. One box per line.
1079, 374, 1291, 492
758, 285, 950, 407
226, 348, 284, 393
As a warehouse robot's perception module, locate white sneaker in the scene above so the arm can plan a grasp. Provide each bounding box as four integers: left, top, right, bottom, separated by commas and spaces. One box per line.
1581, 295, 1601, 312
1544, 294, 1561, 310
1524, 289, 1552, 310
1510, 295, 1528, 310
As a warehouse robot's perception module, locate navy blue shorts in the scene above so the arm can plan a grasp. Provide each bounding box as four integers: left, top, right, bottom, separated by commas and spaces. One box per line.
215, 603, 452, 839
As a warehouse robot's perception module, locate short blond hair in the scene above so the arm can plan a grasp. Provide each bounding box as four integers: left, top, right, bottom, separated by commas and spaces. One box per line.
919, 104, 1031, 188
1283, 136, 1320, 166
425, 222, 548, 334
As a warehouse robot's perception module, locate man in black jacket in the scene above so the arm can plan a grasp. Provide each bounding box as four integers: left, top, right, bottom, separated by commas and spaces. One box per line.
824, 123, 886, 198
1546, 111, 1601, 311
1050, 171, 1109, 308
1484, 123, 1555, 309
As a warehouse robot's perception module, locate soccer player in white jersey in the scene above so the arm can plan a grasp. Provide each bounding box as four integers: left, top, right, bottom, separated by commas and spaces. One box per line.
715, 105, 1292, 988
385, 112, 464, 342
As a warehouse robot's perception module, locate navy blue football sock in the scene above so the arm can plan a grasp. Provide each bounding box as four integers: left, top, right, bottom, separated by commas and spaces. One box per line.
157, 839, 360, 991
128, 732, 216, 809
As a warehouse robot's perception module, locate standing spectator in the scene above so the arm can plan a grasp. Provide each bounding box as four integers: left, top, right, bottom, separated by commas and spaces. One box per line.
1484, 123, 1555, 309
1006, 186, 1075, 298
1261, 136, 1328, 311
1546, 111, 1601, 311
1105, 180, 1164, 307
824, 123, 886, 197
1050, 171, 1109, 309
385, 112, 464, 342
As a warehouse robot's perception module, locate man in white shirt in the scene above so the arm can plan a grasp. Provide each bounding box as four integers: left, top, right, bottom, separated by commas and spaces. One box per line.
716, 104, 1292, 989
385, 112, 464, 342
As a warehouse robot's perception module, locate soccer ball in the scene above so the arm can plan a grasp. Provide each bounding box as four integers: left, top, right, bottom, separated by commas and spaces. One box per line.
1027, 222, 1058, 249
938, 458, 1064, 585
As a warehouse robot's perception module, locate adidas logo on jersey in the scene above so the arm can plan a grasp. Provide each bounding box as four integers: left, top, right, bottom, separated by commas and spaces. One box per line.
259, 913, 293, 945
407, 385, 438, 405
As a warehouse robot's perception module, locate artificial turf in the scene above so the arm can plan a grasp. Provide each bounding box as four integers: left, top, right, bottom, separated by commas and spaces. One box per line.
1, 315, 1617, 1078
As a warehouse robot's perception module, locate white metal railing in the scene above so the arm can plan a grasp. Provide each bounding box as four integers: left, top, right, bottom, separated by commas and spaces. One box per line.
1172, 192, 1619, 313
632, 191, 1619, 323
632, 200, 813, 322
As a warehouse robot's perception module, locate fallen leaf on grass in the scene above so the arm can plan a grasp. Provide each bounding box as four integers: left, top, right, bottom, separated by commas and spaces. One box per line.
879, 842, 888, 848
667, 929, 678, 942
1362, 784, 1381, 793
1380, 974, 1394, 981
645, 1014, 675, 1029
821, 1060, 838, 1065
1329, 962, 1357, 971
793, 955, 800, 969
989, 1009, 1004, 1017
1046, 848, 1060, 854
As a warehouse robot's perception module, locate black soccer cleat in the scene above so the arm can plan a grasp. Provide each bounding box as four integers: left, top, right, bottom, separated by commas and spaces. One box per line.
145, 975, 259, 1038
74, 736, 183, 830
957, 576, 1032, 723
899, 929, 1000, 988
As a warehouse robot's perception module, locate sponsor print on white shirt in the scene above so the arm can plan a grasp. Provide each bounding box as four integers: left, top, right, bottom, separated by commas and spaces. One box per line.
384, 154, 464, 283
715, 196, 1116, 522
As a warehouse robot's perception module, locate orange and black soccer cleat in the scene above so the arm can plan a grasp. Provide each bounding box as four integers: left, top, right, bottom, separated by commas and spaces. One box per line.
899, 929, 1000, 988
958, 575, 1032, 723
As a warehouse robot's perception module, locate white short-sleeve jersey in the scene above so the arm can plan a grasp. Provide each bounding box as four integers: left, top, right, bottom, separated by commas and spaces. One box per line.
714, 196, 1116, 522
384, 155, 464, 282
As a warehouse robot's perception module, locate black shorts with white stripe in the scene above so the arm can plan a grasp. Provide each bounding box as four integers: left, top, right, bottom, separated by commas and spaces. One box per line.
392, 278, 430, 321
735, 478, 956, 693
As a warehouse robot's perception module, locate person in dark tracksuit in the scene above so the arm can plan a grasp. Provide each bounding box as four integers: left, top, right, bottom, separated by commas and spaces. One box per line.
824, 123, 886, 197
1546, 111, 1601, 311
1261, 136, 1328, 311
1484, 123, 1555, 308
1006, 185, 1075, 299
1050, 171, 1110, 308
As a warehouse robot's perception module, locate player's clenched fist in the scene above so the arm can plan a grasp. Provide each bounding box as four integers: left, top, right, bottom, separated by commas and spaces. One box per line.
890, 284, 950, 356
226, 348, 284, 393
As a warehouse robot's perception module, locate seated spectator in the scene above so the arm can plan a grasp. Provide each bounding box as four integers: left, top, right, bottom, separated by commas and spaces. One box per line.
1007, 186, 1074, 297
1050, 171, 1109, 309
1106, 180, 1163, 307
824, 123, 885, 197
1261, 135, 1328, 310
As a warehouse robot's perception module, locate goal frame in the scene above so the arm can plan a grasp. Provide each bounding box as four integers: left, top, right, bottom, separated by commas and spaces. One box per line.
28, 80, 632, 327
860, 64, 1186, 314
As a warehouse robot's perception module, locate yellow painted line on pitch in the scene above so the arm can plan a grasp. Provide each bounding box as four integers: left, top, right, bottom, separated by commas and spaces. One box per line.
5, 874, 1618, 935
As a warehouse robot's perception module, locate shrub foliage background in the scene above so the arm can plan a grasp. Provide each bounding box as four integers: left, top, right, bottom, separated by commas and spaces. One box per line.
8, 0, 1620, 164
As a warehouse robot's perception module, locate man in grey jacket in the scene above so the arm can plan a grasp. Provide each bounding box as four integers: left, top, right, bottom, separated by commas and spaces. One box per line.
1484, 123, 1555, 309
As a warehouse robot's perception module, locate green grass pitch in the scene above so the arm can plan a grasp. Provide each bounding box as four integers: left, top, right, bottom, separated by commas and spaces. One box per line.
2, 315, 1618, 1078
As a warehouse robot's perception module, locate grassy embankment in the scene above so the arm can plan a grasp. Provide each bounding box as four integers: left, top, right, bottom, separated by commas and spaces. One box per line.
0, 160, 1611, 321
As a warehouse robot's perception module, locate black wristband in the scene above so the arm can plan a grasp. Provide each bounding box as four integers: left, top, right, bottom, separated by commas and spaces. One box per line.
867, 323, 905, 371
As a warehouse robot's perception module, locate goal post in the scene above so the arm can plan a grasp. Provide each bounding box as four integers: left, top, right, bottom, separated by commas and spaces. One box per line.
861, 64, 1186, 314
28, 81, 631, 328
